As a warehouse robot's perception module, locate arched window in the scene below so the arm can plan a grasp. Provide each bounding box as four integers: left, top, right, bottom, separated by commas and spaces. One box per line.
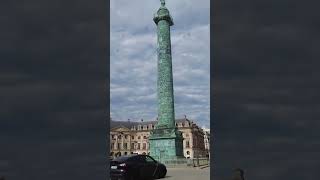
115, 152, 121, 157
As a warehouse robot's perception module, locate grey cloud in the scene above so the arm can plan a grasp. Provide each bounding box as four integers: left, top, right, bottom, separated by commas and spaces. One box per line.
214, 0, 320, 179
0, 0, 108, 179
110, 0, 210, 128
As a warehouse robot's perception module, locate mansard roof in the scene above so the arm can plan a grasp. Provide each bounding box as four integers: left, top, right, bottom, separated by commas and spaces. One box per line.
110, 118, 194, 129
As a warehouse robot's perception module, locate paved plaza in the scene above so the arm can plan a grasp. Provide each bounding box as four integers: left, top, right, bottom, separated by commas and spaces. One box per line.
163, 167, 210, 180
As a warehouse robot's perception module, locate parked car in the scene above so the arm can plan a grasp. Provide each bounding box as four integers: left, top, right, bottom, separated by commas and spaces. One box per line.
110, 154, 167, 180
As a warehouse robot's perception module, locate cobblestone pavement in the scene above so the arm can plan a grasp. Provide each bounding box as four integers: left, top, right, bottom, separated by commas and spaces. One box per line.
163, 167, 210, 180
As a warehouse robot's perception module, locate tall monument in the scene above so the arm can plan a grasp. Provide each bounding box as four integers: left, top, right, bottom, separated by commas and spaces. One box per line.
149, 0, 184, 163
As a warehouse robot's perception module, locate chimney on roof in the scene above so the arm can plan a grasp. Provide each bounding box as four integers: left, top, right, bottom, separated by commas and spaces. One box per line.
141, 118, 143, 122
184, 115, 187, 119
128, 119, 130, 122
156, 117, 158, 121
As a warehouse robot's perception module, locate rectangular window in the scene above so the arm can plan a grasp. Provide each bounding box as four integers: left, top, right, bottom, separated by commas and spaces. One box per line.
131, 143, 135, 149
124, 143, 127, 149
117, 143, 120, 149
143, 143, 146, 150
186, 141, 190, 148
138, 143, 140, 150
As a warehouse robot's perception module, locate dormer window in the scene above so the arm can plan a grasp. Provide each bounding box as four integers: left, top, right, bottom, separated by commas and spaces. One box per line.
185, 122, 189, 127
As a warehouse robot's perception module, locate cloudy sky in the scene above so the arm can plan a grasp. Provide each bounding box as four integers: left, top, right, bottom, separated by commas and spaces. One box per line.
214, 0, 320, 179
110, 0, 210, 128
1, 0, 108, 179
2, 0, 320, 180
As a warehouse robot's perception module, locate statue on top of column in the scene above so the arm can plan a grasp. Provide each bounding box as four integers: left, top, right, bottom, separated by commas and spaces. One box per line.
160, 0, 165, 6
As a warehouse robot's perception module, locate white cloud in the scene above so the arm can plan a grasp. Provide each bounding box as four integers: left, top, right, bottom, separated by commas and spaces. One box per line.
110, 0, 210, 128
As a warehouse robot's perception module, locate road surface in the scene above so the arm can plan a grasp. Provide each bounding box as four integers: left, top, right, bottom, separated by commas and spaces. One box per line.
164, 167, 210, 180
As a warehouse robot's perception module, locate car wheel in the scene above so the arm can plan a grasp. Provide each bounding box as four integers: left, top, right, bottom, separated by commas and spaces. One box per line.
154, 169, 161, 179
160, 169, 167, 178
154, 168, 166, 179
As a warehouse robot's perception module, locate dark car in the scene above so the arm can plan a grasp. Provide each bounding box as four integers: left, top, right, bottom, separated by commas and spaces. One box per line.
110, 154, 167, 180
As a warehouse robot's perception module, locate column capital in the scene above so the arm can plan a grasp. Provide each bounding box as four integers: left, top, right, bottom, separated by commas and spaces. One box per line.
153, 5, 173, 25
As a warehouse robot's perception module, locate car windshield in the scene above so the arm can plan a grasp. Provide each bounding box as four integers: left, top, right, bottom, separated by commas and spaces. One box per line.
113, 155, 135, 162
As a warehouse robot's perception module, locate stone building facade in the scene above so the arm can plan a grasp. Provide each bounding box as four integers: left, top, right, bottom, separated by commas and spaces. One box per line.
110, 118, 208, 159
203, 128, 210, 158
